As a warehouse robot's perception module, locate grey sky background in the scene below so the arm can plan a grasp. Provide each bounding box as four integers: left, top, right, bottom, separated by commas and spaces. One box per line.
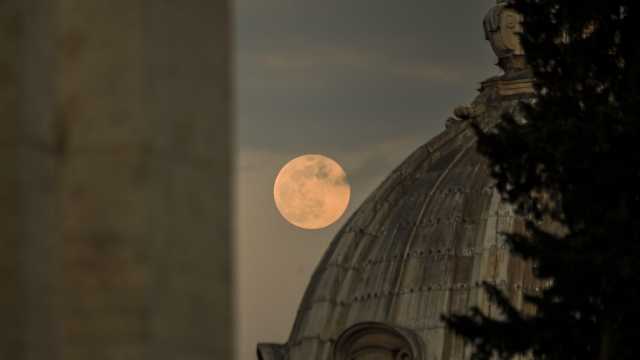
234, 1, 497, 360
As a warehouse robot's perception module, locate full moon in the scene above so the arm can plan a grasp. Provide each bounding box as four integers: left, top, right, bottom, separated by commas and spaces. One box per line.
274, 154, 351, 230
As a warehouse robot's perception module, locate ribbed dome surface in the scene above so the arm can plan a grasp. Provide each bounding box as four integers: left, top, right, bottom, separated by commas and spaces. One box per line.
274, 82, 540, 360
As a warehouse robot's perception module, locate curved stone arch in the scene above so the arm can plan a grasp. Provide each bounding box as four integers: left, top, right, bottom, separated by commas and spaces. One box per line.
256, 343, 287, 360
333, 322, 425, 360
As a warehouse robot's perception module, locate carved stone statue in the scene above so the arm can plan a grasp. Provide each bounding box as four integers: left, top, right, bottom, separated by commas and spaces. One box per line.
483, 0, 527, 73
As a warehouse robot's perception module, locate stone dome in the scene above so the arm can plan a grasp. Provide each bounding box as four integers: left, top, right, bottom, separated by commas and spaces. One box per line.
258, 3, 541, 360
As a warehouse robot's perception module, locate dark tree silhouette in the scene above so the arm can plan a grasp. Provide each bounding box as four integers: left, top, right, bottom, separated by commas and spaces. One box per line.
443, 1, 640, 359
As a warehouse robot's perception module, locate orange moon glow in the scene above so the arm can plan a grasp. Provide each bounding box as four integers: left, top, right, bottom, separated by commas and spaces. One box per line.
274, 154, 351, 230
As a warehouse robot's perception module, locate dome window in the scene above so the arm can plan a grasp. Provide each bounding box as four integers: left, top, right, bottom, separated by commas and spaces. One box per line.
333, 322, 424, 360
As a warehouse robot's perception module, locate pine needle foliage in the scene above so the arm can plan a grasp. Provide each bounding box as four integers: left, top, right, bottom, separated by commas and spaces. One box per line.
443, 1, 640, 359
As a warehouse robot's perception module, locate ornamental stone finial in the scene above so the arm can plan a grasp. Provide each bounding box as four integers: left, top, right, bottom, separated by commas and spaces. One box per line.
483, 1, 527, 73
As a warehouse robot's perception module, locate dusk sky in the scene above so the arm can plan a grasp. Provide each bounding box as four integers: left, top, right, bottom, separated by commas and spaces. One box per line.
234, 1, 497, 359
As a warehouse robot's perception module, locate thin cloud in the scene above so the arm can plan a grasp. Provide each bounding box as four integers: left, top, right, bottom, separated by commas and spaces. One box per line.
251, 46, 470, 84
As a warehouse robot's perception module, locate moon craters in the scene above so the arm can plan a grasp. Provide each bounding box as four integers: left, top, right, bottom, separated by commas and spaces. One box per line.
274, 154, 350, 230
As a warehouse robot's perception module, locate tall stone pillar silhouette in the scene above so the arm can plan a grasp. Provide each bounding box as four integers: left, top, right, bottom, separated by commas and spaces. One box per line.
0, 1, 231, 359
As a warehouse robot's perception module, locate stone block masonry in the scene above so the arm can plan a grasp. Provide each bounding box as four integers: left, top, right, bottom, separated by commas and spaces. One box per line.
0, 1, 232, 359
